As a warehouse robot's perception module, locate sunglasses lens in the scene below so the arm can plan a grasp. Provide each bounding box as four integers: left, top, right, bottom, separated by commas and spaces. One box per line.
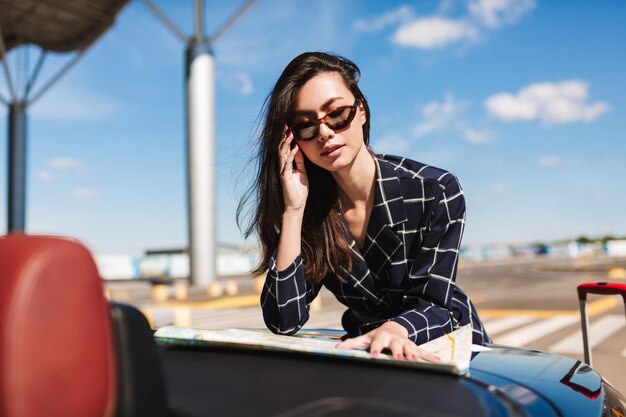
293, 122, 318, 141
326, 107, 355, 130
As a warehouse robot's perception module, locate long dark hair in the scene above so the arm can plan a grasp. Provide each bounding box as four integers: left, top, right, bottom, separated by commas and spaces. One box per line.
237, 52, 371, 283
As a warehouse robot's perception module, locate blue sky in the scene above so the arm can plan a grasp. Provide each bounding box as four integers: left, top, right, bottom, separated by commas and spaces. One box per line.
0, 0, 625, 255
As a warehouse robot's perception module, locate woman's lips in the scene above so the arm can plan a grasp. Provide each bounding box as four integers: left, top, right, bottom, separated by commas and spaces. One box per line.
321, 144, 344, 157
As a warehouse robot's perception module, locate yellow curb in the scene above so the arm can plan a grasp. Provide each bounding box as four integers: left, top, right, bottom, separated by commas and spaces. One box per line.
224, 280, 239, 296
174, 282, 188, 300
151, 284, 169, 302
207, 282, 224, 297
253, 276, 265, 293
154, 289, 620, 319
160, 294, 260, 310
586, 295, 619, 315
608, 267, 626, 280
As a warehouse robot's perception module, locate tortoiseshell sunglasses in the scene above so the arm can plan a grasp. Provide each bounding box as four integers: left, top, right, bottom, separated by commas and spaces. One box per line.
289, 100, 358, 141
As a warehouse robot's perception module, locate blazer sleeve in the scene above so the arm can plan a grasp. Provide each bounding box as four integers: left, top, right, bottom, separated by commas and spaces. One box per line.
389, 172, 465, 345
260, 252, 323, 335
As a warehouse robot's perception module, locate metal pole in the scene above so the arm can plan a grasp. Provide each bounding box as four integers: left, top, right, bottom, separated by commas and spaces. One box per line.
28, 51, 84, 106
24, 49, 47, 100
140, 0, 188, 43
579, 300, 592, 366
209, 0, 256, 44
194, 0, 205, 42
185, 39, 216, 287
7, 101, 27, 232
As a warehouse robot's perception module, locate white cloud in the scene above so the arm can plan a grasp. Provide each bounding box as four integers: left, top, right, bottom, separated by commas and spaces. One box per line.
393, 17, 478, 49
37, 158, 84, 182
73, 188, 98, 199
485, 80, 610, 124
236, 72, 254, 96
463, 128, 495, 143
372, 133, 410, 155
493, 182, 507, 193
38, 171, 55, 182
469, 0, 536, 28
49, 157, 81, 170
376, 0, 535, 50
413, 93, 466, 138
354, 5, 414, 32
219, 71, 255, 96
538, 155, 563, 167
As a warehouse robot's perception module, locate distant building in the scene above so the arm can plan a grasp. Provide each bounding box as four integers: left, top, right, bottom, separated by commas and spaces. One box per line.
545, 244, 570, 258
567, 241, 603, 258
606, 240, 626, 257
96, 244, 260, 280
94, 254, 141, 280
460, 245, 514, 262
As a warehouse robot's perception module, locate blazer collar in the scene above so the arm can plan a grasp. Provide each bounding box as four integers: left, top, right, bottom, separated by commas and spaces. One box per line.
343, 156, 409, 294
369, 156, 408, 231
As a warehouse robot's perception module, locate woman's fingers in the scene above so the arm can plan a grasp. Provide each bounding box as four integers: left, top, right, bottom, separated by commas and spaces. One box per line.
388, 338, 405, 360
335, 334, 370, 351
337, 333, 441, 363
409, 346, 441, 363
278, 131, 294, 176
278, 129, 290, 154
403, 341, 441, 363
293, 144, 306, 173
368, 334, 388, 356
281, 144, 301, 178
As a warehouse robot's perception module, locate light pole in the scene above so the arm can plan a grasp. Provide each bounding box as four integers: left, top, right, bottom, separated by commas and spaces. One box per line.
0, 21, 93, 234
141, 0, 256, 287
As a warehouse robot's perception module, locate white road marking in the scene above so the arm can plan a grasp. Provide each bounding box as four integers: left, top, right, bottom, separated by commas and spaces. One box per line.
495, 315, 579, 347
483, 315, 535, 335
548, 315, 626, 354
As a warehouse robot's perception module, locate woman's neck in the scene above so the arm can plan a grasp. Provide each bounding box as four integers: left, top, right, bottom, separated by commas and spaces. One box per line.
332, 146, 376, 209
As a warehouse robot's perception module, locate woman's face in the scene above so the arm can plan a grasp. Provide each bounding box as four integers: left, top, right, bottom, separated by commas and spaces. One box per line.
291, 72, 367, 173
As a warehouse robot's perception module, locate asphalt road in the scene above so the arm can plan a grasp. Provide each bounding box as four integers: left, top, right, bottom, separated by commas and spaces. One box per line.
457, 256, 626, 394
108, 254, 626, 394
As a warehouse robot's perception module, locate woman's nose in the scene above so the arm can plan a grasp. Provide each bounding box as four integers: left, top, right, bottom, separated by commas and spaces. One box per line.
317, 123, 335, 142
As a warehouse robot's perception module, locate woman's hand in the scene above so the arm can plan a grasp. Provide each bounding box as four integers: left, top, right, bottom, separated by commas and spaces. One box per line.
335, 321, 441, 362
278, 129, 308, 213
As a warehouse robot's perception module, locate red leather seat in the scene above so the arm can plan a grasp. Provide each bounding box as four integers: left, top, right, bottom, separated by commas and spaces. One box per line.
0, 234, 117, 417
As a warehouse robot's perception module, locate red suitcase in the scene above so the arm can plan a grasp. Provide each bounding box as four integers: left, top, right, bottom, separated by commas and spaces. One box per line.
577, 281, 626, 366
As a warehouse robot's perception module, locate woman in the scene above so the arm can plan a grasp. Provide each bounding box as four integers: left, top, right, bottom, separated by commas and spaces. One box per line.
239, 52, 490, 362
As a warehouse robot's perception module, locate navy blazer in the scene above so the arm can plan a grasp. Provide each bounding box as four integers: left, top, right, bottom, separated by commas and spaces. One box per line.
261, 154, 490, 346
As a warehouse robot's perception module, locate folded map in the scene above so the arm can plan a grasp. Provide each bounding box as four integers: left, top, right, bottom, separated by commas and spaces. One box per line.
154, 323, 482, 375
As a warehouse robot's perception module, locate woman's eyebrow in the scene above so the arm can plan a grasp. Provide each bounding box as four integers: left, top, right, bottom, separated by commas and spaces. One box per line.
293, 96, 345, 117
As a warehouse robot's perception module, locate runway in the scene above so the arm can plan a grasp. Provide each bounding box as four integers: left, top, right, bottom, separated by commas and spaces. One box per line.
107, 254, 626, 393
